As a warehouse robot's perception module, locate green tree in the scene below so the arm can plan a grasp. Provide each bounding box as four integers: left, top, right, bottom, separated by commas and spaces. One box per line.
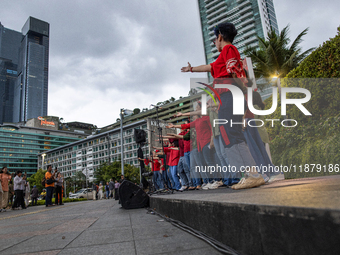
244, 25, 315, 83
94, 161, 140, 184
72, 171, 86, 188
28, 169, 46, 192
133, 108, 141, 115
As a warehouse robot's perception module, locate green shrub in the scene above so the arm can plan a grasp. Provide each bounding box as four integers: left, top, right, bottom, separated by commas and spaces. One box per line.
263, 27, 340, 178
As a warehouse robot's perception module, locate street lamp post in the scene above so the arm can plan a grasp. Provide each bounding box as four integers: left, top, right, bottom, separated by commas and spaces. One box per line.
120, 109, 124, 176
120, 108, 133, 176
86, 167, 88, 200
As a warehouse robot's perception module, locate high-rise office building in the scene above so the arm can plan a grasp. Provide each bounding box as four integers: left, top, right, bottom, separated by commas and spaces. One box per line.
13, 17, 49, 122
197, 0, 279, 64
0, 59, 17, 123
0, 23, 22, 124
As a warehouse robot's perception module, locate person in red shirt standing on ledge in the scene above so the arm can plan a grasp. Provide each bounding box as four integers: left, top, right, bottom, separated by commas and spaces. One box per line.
138, 150, 164, 191
181, 22, 265, 190
154, 140, 181, 191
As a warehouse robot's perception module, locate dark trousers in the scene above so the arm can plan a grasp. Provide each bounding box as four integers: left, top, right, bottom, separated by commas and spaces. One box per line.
55, 186, 63, 205
114, 188, 119, 200
31, 197, 38, 206
12, 190, 26, 209
46, 187, 54, 206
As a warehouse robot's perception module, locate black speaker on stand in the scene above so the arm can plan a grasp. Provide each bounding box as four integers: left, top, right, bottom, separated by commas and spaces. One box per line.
134, 129, 146, 144
118, 180, 149, 209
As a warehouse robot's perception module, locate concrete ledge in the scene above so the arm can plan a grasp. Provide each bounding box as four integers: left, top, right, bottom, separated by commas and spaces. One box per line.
150, 176, 340, 255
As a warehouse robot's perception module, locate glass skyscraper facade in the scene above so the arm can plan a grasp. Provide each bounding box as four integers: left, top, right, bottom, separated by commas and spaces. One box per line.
0, 23, 22, 124
197, 0, 279, 65
0, 59, 17, 124
0, 124, 86, 175
13, 17, 49, 122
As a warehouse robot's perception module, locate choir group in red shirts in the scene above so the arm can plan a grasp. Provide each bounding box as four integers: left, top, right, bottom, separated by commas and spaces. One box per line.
141, 21, 284, 191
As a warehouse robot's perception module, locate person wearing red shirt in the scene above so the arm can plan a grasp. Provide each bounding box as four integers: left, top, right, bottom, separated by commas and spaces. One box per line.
181, 22, 265, 190
169, 103, 216, 189
139, 150, 164, 190
155, 140, 181, 190
166, 128, 193, 191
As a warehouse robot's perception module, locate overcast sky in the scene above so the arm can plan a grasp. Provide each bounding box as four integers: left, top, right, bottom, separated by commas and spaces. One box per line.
1, 0, 339, 127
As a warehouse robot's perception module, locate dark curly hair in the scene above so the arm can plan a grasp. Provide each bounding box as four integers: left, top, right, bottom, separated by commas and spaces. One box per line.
214, 22, 238, 44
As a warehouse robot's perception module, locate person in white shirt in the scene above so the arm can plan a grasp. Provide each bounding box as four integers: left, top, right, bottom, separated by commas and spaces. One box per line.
12, 171, 27, 210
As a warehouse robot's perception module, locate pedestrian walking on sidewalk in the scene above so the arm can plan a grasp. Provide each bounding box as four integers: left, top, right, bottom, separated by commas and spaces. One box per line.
109, 179, 114, 199
0, 167, 12, 212
98, 183, 103, 200
105, 182, 110, 199
92, 183, 97, 200
55, 172, 64, 205
114, 180, 120, 200
24, 181, 31, 208
12, 171, 27, 210
31, 185, 39, 206
45, 165, 57, 207
8, 180, 14, 207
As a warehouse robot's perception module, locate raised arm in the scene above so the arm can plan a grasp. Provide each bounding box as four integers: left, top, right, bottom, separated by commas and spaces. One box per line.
167, 133, 184, 139
174, 110, 201, 117
181, 62, 211, 73
166, 123, 182, 129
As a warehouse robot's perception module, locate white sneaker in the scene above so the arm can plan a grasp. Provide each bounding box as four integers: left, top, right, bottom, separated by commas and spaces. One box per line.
179, 186, 187, 191
231, 173, 265, 190
202, 183, 211, 190
208, 181, 220, 189
268, 173, 285, 183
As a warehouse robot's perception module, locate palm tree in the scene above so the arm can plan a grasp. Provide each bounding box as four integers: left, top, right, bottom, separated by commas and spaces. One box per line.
244, 25, 315, 80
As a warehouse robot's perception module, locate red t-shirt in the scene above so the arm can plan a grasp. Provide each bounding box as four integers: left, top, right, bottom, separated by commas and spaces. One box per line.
144, 159, 161, 171
210, 44, 247, 95
163, 147, 180, 166
178, 131, 188, 157
211, 44, 253, 119
181, 117, 212, 152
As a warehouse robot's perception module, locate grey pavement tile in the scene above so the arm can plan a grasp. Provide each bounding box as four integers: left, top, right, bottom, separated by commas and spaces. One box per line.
0, 232, 81, 255
132, 222, 184, 241
88, 217, 131, 230
46, 218, 98, 234
0, 236, 33, 252
58, 241, 136, 255
130, 212, 165, 226
18, 250, 61, 255
155, 247, 223, 255
135, 233, 213, 255
66, 226, 133, 248
0, 222, 62, 236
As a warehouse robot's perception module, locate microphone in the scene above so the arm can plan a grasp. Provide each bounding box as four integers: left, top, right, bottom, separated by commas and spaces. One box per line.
150, 104, 162, 109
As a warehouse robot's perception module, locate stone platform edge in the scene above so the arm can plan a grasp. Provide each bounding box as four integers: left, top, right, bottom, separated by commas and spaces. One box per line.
150, 196, 340, 255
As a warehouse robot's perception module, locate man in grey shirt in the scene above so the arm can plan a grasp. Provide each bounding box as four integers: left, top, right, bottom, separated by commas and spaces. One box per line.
12, 171, 27, 210
108, 179, 115, 199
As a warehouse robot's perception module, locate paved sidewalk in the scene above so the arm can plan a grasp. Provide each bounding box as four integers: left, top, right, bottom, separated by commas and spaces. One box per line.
0, 200, 221, 255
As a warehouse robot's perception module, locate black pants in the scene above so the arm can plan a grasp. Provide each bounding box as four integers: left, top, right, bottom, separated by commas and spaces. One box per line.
114, 188, 119, 200
31, 197, 38, 206
55, 186, 63, 205
12, 190, 26, 209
